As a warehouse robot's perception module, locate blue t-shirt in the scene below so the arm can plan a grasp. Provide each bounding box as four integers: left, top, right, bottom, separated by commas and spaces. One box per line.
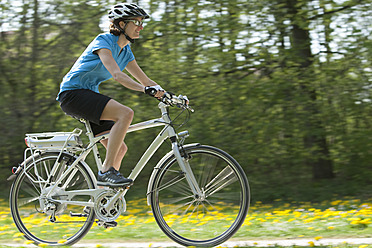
57, 33, 135, 100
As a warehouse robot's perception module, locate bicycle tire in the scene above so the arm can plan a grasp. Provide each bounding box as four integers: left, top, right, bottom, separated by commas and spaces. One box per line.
9, 152, 96, 246
149, 145, 250, 247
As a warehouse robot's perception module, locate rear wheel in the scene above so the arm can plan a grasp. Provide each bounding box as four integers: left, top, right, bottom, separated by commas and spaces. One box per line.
10, 152, 96, 246
150, 145, 250, 247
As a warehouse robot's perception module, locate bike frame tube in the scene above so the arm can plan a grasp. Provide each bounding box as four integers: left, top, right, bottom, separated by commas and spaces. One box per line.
44, 104, 170, 199
45, 102, 202, 204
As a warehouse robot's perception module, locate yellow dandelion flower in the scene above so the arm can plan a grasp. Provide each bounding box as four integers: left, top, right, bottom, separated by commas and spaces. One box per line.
358, 245, 368, 248
327, 226, 335, 230
314, 236, 323, 241
149, 243, 153, 247
360, 219, 371, 224
331, 200, 342, 206
38, 243, 48, 247
348, 217, 361, 221
57, 239, 67, 244
308, 241, 315, 247
96, 244, 102, 248
24, 240, 34, 245
13, 232, 24, 237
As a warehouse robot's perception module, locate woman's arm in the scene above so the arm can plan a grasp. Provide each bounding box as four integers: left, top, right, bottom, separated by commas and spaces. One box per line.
97, 48, 145, 92
126, 59, 158, 87
126, 59, 165, 98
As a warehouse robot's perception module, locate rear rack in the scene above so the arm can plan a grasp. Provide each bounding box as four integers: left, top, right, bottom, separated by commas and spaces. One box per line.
11, 129, 85, 176
25, 128, 84, 152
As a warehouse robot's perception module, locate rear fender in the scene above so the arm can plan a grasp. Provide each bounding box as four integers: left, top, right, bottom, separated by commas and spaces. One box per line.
8, 151, 97, 186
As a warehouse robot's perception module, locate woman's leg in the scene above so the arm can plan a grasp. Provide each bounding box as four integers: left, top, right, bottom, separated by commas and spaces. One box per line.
99, 99, 133, 173
100, 139, 127, 171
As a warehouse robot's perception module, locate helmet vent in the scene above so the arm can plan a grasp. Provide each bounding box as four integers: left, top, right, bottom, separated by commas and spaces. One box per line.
108, 3, 150, 20
114, 9, 123, 15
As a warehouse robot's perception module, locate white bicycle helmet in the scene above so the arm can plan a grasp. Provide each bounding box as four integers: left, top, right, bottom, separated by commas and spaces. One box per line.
108, 3, 150, 21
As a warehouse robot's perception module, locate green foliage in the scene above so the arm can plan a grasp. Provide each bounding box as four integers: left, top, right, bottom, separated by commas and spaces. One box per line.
0, 0, 371, 201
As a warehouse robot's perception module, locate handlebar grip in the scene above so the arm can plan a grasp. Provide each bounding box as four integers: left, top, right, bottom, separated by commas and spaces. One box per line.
144, 86, 158, 97
160, 92, 194, 112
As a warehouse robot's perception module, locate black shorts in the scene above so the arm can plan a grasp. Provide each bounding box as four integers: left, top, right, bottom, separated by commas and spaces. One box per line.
58, 89, 115, 136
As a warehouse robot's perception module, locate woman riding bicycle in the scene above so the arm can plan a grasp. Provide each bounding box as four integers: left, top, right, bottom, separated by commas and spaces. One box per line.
57, 3, 164, 187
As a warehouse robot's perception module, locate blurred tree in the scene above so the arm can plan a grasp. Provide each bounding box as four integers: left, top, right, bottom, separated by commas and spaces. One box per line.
0, 0, 371, 201
0, 0, 107, 183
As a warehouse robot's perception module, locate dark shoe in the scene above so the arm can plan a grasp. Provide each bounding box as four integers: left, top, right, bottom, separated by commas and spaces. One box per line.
97, 167, 133, 187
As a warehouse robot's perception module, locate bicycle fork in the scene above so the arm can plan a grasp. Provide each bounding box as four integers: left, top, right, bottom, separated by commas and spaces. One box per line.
171, 140, 203, 199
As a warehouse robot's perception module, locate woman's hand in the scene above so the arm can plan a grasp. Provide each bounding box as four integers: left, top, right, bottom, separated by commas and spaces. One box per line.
144, 85, 165, 99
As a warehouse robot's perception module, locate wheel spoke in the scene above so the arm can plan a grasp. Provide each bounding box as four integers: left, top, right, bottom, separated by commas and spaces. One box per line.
151, 146, 249, 247
10, 153, 96, 246
205, 170, 238, 197
17, 196, 39, 207
22, 170, 44, 195
198, 155, 218, 188
155, 173, 186, 194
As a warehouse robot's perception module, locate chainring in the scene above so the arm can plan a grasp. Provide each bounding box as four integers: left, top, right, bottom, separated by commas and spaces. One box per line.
94, 191, 125, 222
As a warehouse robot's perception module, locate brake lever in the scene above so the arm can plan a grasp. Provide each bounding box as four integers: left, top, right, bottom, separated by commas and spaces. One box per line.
187, 106, 195, 113
160, 92, 194, 112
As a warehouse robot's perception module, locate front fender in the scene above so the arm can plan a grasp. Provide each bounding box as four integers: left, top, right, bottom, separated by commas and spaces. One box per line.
146, 143, 200, 205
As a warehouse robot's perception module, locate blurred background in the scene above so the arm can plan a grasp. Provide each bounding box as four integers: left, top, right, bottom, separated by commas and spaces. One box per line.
0, 0, 371, 203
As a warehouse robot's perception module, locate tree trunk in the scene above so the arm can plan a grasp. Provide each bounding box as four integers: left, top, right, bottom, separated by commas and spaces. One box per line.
30, 0, 39, 117
286, 0, 334, 179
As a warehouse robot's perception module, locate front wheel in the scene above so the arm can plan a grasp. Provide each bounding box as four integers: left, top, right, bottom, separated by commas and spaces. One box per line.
149, 145, 250, 247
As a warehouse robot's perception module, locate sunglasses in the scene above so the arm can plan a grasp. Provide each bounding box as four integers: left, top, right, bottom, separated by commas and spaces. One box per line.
126, 20, 144, 27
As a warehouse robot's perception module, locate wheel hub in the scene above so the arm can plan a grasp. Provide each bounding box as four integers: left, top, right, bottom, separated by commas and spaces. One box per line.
40, 185, 68, 216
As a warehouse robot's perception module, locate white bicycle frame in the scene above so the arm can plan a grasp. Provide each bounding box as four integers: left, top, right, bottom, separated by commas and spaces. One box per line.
34, 101, 202, 210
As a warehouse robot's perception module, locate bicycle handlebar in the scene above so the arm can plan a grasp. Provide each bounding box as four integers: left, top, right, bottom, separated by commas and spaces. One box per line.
161, 92, 194, 112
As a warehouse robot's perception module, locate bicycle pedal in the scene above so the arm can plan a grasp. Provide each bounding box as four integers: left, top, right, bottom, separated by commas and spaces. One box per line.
98, 182, 134, 189
113, 183, 133, 190
104, 221, 117, 228
70, 211, 88, 218
96, 220, 117, 228
125, 184, 132, 189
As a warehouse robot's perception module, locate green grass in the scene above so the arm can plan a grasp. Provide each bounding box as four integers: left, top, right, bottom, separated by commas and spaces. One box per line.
1, 197, 372, 247
0, 244, 370, 248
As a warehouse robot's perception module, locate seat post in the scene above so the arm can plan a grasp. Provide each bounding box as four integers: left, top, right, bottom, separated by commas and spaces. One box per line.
80, 119, 104, 172
80, 119, 95, 142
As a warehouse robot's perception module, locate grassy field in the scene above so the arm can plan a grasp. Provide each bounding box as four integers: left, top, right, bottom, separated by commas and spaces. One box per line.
1, 197, 371, 247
